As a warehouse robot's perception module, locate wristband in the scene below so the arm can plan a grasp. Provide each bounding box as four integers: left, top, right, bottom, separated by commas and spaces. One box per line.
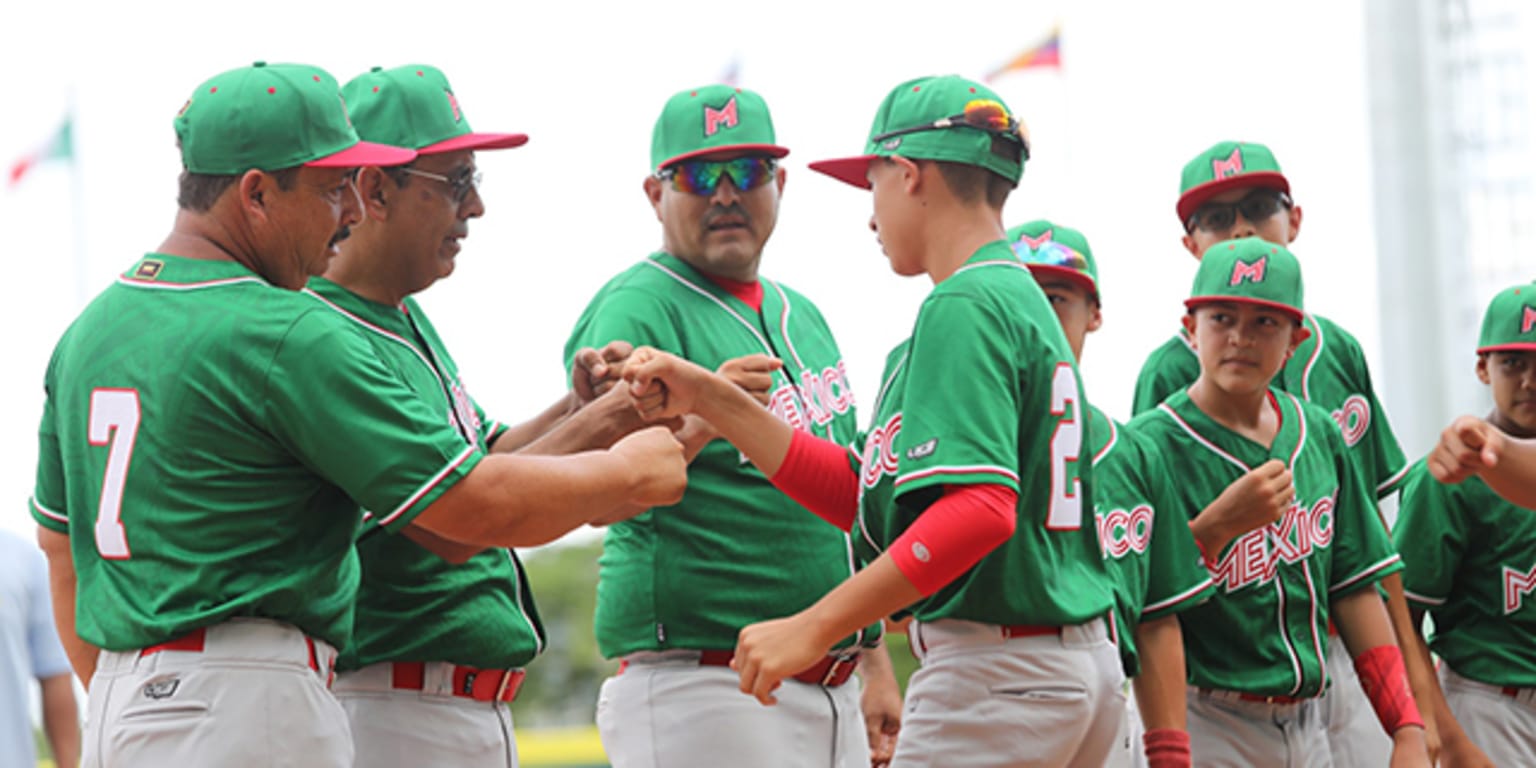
1353, 644, 1425, 735
1143, 728, 1191, 768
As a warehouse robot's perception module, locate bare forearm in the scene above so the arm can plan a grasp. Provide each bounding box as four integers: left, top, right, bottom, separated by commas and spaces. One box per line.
517, 393, 645, 456
489, 392, 580, 454
694, 375, 796, 476
1132, 616, 1188, 731
37, 528, 97, 687
40, 674, 80, 768
1482, 436, 1536, 508
800, 556, 924, 651
1333, 586, 1399, 655
1384, 575, 1442, 753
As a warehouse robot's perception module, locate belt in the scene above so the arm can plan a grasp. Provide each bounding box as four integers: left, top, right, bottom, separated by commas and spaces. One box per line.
140, 627, 325, 673
390, 661, 525, 703
1199, 687, 1307, 705
692, 650, 862, 687
1000, 624, 1060, 639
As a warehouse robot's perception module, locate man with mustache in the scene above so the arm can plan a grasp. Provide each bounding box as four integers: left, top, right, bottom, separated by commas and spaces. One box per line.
565, 84, 901, 768
29, 61, 686, 768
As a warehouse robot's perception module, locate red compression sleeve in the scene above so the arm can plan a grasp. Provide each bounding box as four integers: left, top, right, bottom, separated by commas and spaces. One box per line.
888, 484, 1017, 596
769, 428, 860, 531
1142, 729, 1192, 768
1354, 645, 1425, 734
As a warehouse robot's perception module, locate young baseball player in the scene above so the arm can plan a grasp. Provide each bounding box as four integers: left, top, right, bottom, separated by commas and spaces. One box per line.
1394, 283, 1536, 766
1126, 237, 1428, 766
621, 75, 1126, 767
563, 84, 894, 768
1129, 141, 1438, 765
1009, 220, 1295, 768
29, 61, 686, 768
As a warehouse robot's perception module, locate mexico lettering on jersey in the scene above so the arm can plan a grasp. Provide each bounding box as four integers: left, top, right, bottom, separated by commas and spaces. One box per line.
1129, 388, 1401, 697
1089, 404, 1216, 677
307, 279, 545, 671
853, 244, 1113, 628
1130, 313, 1409, 498
565, 252, 870, 658
29, 256, 484, 651
1395, 459, 1536, 686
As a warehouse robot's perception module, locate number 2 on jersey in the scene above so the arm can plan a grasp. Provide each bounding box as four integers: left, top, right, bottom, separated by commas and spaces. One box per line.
1046, 365, 1082, 530
89, 389, 139, 559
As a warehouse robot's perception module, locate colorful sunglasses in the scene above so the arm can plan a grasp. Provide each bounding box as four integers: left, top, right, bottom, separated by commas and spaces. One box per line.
871, 99, 1031, 160
655, 156, 778, 195
1011, 240, 1089, 273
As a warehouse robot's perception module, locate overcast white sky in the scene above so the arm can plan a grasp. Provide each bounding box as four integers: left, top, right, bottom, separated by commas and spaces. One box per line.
0, 0, 1387, 543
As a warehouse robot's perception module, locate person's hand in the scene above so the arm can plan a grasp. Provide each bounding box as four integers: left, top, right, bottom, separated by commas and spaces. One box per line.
1388, 726, 1431, 768
732, 614, 833, 706
860, 664, 902, 766
571, 340, 634, 405
1203, 459, 1293, 542
718, 354, 783, 406
1428, 415, 1505, 484
609, 425, 687, 508
622, 347, 718, 421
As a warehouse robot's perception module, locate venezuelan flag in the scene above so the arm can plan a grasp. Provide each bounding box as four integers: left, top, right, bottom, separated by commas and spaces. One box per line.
984, 27, 1062, 81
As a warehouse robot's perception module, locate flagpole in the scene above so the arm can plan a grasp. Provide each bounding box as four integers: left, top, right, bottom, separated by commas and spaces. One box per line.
67, 89, 88, 308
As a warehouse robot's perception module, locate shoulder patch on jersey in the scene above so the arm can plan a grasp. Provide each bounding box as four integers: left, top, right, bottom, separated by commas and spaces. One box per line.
905, 438, 938, 461
133, 259, 165, 280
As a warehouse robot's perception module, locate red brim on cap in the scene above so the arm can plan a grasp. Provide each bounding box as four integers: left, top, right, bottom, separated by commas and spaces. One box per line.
658, 144, 790, 170
1184, 295, 1303, 324
808, 155, 877, 189
306, 141, 417, 168
1477, 343, 1536, 354
1027, 265, 1099, 302
419, 132, 530, 154
1176, 172, 1290, 224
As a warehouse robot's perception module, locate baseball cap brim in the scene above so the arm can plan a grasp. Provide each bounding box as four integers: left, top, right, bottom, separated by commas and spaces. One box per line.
1027, 265, 1099, 301
1176, 172, 1290, 224
1478, 343, 1536, 354
658, 143, 789, 170
419, 132, 530, 154
1184, 295, 1303, 324
305, 140, 417, 168
808, 155, 877, 189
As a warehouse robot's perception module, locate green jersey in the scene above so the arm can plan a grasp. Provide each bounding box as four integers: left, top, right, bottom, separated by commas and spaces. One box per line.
306, 279, 545, 672
1130, 388, 1401, 696
29, 256, 483, 651
853, 244, 1113, 626
565, 252, 870, 658
1089, 405, 1216, 676
1131, 314, 1408, 497
1395, 459, 1536, 687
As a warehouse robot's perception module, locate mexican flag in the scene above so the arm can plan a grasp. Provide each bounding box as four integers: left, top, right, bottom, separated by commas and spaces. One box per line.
9, 117, 73, 187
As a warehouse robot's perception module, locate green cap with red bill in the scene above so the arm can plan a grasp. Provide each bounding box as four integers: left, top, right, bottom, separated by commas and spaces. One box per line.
1006, 219, 1099, 302
1185, 236, 1304, 323
1176, 141, 1290, 225
810, 75, 1029, 190
1478, 284, 1536, 353
650, 85, 788, 171
175, 61, 415, 174
342, 65, 528, 154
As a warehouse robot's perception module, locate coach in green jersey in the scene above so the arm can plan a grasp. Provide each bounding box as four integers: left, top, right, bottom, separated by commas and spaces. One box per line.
1396, 284, 1536, 766
1128, 238, 1427, 766
29, 62, 686, 768
623, 75, 1124, 767
1010, 220, 1218, 767
565, 84, 894, 768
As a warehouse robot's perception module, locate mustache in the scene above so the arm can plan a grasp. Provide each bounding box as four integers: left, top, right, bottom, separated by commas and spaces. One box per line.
703, 204, 750, 228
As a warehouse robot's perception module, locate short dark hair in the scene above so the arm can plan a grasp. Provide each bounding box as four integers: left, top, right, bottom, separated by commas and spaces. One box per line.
932, 158, 1016, 209
176, 166, 302, 212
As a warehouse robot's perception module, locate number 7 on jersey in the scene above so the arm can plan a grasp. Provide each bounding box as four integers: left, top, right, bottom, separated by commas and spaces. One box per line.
89, 388, 140, 559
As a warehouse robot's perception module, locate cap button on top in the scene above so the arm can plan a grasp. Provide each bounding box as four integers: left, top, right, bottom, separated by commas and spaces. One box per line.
253, 61, 267, 67
370, 66, 383, 73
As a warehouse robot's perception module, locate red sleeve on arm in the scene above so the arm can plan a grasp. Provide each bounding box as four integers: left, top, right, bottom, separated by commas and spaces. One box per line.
888, 484, 1018, 596
768, 428, 860, 531
1354, 644, 1425, 735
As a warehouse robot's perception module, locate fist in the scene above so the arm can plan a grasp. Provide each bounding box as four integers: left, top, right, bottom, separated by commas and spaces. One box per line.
1428, 415, 1503, 485
718, 353, 783, 406
623, 347, 717, 421
611, 425, 688, 507
571, 340, 634, 404
1211, 459, 1294, 538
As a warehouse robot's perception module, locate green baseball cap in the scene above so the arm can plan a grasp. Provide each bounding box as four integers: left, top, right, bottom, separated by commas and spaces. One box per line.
342, 65, 528, 154
175, 61, 415, 175
810, 75, 1028, 190
1176, 141, 1290, 225
1477, 284, 1536, 353
651, 85, 788, 171
1006, 219, 1099, 302
1185, 237, 1304, 322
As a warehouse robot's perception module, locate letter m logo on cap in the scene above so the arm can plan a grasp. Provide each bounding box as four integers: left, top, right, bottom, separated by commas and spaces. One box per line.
1230, 256, 1267, 286
1522, 305, 1536, 334
1020, 229, 1054, 249
445, 90, 462, 123
704, 96, 739, 136
1212, 147, 1245, 180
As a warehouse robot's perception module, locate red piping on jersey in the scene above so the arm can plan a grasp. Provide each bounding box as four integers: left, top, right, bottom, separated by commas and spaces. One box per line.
889, 484, 1018, 596
770, 428, 859, 531
703, 274, 764, 312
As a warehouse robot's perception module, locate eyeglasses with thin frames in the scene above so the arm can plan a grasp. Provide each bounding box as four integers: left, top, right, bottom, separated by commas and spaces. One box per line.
399, 167, 482, 204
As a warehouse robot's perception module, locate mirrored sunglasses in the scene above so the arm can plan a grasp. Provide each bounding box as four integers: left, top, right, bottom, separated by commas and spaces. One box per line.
656, 157, 777, 196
